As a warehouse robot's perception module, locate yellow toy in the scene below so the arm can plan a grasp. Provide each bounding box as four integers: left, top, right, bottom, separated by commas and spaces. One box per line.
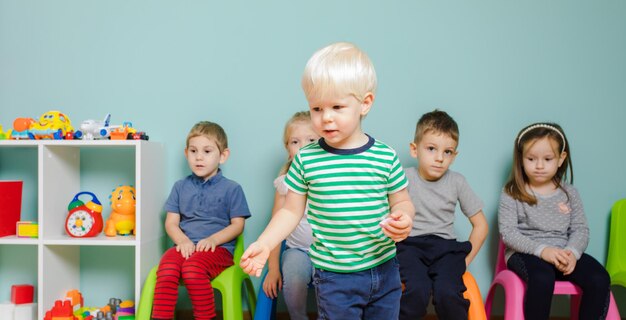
104, 185, 136, 237
0, 124, 12, 139
17, 221, 38, 238
29, 110, 74, 139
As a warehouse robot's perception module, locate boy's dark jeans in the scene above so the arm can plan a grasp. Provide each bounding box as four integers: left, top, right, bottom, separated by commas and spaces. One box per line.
397, 235, 471, 320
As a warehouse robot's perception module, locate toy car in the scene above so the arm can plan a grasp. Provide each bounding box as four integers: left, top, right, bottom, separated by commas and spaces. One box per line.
130, 132, 148, 140
110, 122, 136, 140
29, 111, 74, 140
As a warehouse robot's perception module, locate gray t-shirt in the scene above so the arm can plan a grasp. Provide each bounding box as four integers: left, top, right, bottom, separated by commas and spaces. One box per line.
498, 183, 589, 262
405, 168, 483, 239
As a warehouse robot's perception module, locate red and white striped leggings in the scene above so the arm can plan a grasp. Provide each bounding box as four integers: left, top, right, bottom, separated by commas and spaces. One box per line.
151, 246, 233, 320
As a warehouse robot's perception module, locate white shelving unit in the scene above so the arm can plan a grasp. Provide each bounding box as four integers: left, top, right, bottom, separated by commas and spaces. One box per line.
0, 140, 165, 318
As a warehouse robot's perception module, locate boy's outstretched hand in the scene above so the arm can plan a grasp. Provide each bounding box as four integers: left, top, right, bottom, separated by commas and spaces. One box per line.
240, 242, 271, 277
380, 210, 413, 242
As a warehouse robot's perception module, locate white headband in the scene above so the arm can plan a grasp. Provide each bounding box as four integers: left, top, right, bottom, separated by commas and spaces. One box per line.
517, 124, 566, 153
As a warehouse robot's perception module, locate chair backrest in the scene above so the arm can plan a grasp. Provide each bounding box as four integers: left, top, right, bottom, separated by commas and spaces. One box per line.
607, 199, 626, 276
495, 238, 508, 275
233, 234, 244, 264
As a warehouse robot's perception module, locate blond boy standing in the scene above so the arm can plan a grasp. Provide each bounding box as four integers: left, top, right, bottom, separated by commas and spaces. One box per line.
241, 42, 415, 319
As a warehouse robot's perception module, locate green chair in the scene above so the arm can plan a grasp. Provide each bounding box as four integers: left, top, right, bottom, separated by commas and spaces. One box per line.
607, 199, 626, 288
136, 235, 257, 320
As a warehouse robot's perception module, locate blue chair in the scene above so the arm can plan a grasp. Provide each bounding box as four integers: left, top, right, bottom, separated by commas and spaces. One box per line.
253, 271, 278, 320
253, 242, 315, 320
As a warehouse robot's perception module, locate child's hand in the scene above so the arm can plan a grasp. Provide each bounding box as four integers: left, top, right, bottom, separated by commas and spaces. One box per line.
541, 246, 569, 268
240, 242, 271, 277
196, 236, 218, 252
561, 250, 577, 275
262, 268, 283, 299
176, 240, 195, 259
380, 211, 413, 242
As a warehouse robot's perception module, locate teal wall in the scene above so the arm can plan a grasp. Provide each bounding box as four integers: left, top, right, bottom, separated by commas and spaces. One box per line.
1, 0, 625, 316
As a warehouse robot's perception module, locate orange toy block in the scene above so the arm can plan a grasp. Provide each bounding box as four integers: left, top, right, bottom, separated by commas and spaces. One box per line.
65, 289, 84, 311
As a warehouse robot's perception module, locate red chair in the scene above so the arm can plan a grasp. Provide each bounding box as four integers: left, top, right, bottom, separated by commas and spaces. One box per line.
484, 239, 621, 320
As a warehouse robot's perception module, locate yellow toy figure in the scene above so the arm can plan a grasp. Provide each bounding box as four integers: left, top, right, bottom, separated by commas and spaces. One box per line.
104, 185, 136, 237
29, 110, 74, 140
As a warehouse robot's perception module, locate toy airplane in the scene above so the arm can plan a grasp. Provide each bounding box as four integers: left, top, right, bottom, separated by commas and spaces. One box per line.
75, 114, 121, 140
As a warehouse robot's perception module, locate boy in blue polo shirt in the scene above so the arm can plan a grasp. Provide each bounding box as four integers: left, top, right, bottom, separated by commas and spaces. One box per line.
151, 121, 251, 320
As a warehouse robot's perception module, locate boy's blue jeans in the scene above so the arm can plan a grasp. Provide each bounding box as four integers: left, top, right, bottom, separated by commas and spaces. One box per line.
312, 257, 401, 320
282, 247, 315, 320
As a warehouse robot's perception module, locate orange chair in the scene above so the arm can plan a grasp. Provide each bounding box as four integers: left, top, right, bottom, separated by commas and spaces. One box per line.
463, 271, 487, 320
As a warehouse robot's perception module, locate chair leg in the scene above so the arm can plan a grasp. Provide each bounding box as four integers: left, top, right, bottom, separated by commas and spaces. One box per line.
570, 294, 581, 320
253, 271, 277, 320
484, 285, 497, 319
136, 266, 158, 320
244, 277, 257, 317
606, 292, 622, 320
462, 272, 487, 320
219, 282, 245, 320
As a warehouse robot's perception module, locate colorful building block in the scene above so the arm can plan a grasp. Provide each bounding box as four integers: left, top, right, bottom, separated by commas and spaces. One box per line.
65, 289, 84, 311
11, 284, 34, 305
14, 302, 37, 320
0, 302, 16, 319
43, 300, 77, 320
16, 221, 38, 238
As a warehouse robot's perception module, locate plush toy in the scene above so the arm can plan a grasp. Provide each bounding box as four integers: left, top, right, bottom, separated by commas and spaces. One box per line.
104, 185, 136, 237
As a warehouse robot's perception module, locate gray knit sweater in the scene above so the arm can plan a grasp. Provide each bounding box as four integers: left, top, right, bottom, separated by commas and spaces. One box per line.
498, 183, 589, 262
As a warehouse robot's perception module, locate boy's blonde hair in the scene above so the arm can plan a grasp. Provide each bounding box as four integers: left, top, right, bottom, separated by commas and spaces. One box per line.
186, 121, 228, 152
279, 111, 311, 175
301, 42, 377, 103
414, 109, 459, 144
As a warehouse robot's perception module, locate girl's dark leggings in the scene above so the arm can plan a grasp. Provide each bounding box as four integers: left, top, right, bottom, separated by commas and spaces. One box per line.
507, 252, 611, 320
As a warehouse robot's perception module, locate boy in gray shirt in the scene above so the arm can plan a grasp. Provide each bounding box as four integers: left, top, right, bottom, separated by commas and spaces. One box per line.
397, 110, 488, 320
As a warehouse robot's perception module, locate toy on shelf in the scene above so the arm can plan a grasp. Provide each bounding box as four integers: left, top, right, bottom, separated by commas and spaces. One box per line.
0, 180, 23, 237
65, 289, 84, 312
65, 192, 103, 238
71, 296, 134, 320
16, 221, 38, 238
74, 114, 121, 140
0, 124, 12, 139
10, 118, 35, 140
109, 122, 148, 141
29, 110, 74, 140
104, 186, 136, 237
1, 302, 37, 320
130, 131, 148, 140
11, 284, 34, 305
44, 300, 77, 320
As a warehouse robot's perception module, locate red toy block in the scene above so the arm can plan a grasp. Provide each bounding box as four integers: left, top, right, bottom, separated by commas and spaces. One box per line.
0, 180, 23, 237
11, 284, 34, 304
43, 300, 77, 320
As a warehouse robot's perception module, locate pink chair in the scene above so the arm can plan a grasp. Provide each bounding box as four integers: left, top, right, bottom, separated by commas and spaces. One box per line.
484, 239, 621, 320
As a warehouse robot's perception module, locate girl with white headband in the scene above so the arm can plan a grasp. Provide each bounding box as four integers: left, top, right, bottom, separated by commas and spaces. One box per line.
498, 122, 611, 319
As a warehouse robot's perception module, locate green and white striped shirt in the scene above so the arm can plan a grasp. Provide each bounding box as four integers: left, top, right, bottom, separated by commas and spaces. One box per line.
285, 135, 408, 272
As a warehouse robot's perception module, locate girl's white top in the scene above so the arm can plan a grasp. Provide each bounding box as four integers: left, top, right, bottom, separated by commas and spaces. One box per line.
274, 175, 313, 250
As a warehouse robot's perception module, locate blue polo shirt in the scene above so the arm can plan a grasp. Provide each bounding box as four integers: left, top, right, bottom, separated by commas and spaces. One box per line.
164, 170, 251, 254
